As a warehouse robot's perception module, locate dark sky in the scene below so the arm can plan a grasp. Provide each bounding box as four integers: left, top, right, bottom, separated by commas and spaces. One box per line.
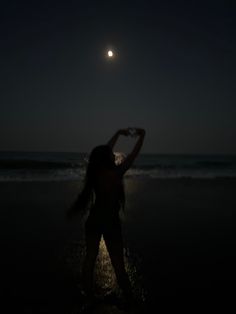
0, 0, 235, 154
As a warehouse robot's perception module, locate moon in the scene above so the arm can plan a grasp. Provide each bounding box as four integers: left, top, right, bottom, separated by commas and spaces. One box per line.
107, 50, 114, 58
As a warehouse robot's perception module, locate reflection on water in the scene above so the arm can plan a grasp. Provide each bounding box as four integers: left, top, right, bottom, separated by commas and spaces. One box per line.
65, 237, 146, 302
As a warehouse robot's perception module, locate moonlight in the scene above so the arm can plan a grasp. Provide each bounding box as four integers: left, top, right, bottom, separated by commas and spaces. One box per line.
107, 50, 114, 58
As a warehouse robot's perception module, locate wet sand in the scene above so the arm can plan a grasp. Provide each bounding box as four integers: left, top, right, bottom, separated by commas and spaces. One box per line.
0, 178, 235, 312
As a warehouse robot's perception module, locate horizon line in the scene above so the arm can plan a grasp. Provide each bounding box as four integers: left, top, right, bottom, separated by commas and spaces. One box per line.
0, 150, 235, 156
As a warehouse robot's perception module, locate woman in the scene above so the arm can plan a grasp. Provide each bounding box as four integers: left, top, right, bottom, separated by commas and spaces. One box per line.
69, 127, 145, 304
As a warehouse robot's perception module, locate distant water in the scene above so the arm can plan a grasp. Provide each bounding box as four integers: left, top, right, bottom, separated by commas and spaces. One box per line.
0, 151, 236, 181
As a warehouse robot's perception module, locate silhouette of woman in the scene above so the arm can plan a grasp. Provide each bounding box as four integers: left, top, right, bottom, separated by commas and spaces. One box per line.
69, 128, 145, 303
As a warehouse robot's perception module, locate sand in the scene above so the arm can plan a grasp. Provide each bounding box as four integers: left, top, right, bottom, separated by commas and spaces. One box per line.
0, 178, 235, 312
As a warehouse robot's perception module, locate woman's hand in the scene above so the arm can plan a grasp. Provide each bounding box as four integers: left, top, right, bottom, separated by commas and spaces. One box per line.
118, 128, 130, 136
126, 127, 146, 137
117, 127, 146, 137
133, 128, 146, 136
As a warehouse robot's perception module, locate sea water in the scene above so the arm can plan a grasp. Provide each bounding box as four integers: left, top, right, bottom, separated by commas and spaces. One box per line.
0, 151, 236, 181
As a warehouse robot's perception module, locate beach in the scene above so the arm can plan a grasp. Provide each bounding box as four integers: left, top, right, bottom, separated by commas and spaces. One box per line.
0, 177, 235, 312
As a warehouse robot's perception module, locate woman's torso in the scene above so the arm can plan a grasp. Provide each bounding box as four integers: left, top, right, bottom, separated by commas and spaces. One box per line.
90, 167, 123, 219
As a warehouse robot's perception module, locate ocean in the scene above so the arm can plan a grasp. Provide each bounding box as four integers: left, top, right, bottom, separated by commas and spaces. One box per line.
0, 151, 236, 181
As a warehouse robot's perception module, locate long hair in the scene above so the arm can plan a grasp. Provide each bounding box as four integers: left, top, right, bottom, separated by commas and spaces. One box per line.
68, 145, 125, 218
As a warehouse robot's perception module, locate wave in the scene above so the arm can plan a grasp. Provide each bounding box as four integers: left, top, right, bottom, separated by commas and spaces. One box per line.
132, 162, 234, 171
0, 159, 83, 169
0, 166, 235, 181
0, 152, 236, 181
194, 161, 233, 169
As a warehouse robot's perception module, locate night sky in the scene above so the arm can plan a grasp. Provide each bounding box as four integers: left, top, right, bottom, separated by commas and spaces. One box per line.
0, 0, 235, 154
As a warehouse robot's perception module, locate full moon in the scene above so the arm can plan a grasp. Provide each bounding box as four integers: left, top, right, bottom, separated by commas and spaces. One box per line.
107, 50, 114, 57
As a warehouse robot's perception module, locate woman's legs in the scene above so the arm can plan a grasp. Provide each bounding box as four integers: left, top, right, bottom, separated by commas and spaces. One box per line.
103, 222, 133, 299
82, 219, 101, 297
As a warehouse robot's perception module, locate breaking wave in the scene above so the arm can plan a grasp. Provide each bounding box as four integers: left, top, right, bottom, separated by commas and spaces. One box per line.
0, 152, 236, 181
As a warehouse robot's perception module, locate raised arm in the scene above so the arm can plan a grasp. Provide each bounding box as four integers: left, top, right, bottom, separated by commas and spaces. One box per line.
107, 129, 130, 150
118, 128, 146, 175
